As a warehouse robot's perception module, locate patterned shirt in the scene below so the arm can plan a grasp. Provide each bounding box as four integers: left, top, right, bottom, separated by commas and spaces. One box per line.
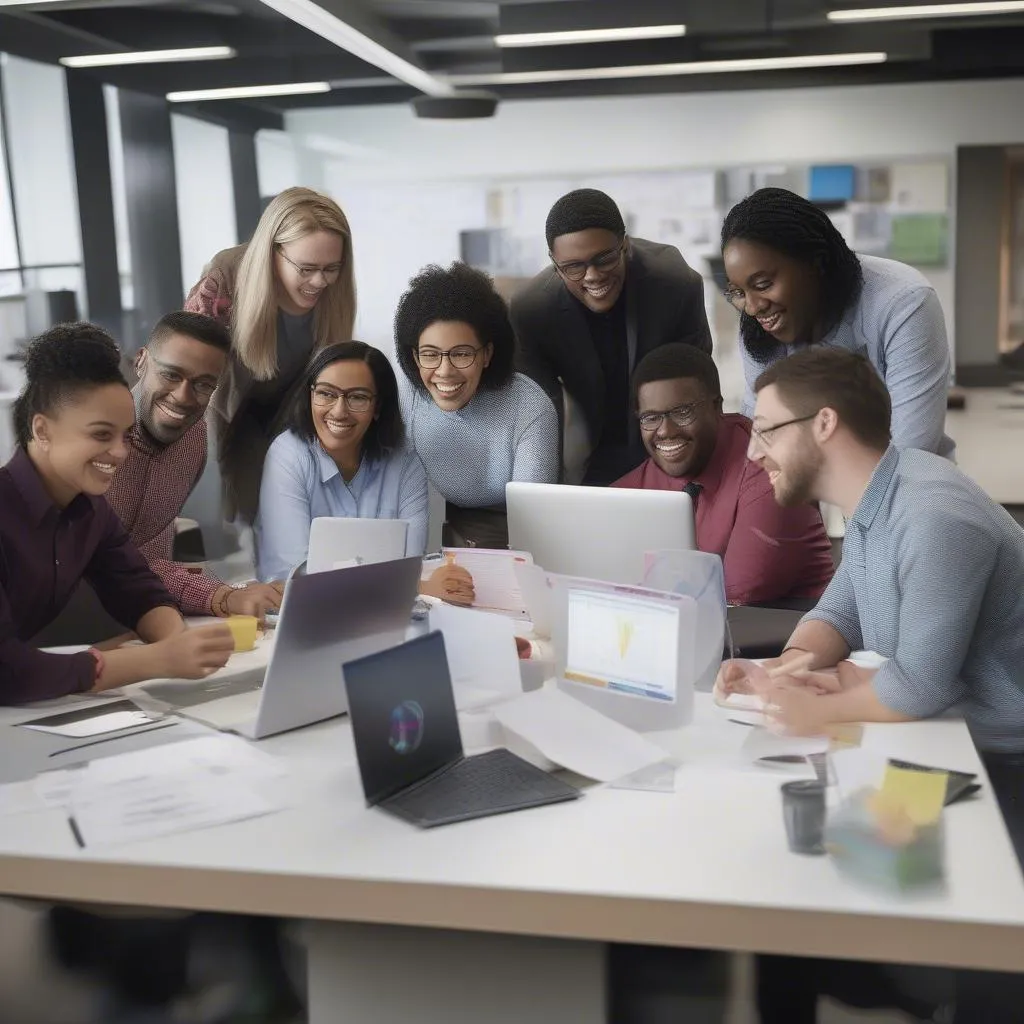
400, 372, 560, 509
104, 414, 223, 616
803, 446, 1024, 752
741, 255, 954, 459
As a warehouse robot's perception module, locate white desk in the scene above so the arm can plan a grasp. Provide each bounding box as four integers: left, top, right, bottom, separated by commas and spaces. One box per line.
0, 695, 1022, 1023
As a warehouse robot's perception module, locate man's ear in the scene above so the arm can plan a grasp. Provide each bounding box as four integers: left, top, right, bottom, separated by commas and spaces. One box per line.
32, 414, 51, 450
134, 347, 148, 376
814, 406, 840, 444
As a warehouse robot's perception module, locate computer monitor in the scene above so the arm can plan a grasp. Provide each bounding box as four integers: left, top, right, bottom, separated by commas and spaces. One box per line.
506, 481, 695, 585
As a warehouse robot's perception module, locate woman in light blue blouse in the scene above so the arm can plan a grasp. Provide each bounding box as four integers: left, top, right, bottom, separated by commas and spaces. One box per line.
394, 262, 560, 548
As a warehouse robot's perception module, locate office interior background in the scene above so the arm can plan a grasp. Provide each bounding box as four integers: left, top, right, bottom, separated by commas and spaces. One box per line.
0, 0, 1023, 1020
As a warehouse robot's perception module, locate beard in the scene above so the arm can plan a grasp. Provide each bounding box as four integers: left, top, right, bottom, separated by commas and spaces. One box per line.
773, 442, 823, 508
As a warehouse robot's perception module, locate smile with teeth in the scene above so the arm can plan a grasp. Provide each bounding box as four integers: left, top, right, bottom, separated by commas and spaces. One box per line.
584, 281, 613, 298
433, 381, 464, 396
91, 460, 117, 476
324, 417, 355, 435
157, 401, 188, 421
655, 439, 690, 455
757, 311, 783, 331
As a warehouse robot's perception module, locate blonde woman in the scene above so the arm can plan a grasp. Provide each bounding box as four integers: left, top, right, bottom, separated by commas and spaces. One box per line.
185, 186, 356, 521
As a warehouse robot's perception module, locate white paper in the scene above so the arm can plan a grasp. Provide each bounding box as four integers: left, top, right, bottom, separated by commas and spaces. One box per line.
429, 604, 523, 708
740, 727, 829, 763
830, 747, 888, 800
21, 705, 155, 738
492, 687, 668, 783
514, 562, 555, 638
0, 780, 46, 817
34, 768, 81, 809
424, 549, 533, 616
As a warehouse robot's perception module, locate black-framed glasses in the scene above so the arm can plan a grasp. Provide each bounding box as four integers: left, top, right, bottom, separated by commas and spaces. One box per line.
277, 247, 343, 282
551, 241, 626, 282
750, 413, 819, 448
148, 356, 218, 400
637, 399, 711, 432
414, 346, 482, 370
310, 384, 376, 412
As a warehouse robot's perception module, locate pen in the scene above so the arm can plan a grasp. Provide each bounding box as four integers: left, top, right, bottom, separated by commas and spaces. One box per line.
67, 816, 85, 849
48, 720, 179, 758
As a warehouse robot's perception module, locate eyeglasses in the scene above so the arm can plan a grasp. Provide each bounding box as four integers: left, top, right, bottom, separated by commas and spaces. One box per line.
750, 413, 818, 448
723, 280, 772, 312
637, 399, 711, 432
414, 346, 482, 370
148, 356, 218, 400
551, 242, 626, 283
310, 384, 376, 413
277, 247, 343, 282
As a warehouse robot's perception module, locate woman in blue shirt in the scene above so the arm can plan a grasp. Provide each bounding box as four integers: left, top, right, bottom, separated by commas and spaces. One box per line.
721, 187, 954, 459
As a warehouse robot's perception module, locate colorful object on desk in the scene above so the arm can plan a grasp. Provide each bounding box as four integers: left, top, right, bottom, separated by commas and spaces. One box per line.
880, 764, 948, 827
225, 615, 258, 653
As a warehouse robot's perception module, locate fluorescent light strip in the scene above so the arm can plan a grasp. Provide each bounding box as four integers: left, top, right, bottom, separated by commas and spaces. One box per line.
166, 81, 331, 102
447, 51, 888, 87
495, 24, 686, 48
61, 46, 235, 69
828, 2, 1024, 20
257, 0, 453, 96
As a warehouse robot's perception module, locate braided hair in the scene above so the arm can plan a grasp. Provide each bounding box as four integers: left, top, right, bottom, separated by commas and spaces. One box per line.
13, 322, 127, 448
545, 189, 626, 248
721, 187, 864, 363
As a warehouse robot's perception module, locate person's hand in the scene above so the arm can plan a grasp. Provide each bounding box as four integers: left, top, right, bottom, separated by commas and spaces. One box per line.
764, 684, 831, 736
220, 582, 285, 623
714, 654, 840, 704
156, 623, 235, 680
831, 660, 878, 692
421, 564, 475, 606
93, 631, 138, 652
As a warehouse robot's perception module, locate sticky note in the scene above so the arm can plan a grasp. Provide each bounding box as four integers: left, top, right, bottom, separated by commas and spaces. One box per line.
881, 765, 947, 826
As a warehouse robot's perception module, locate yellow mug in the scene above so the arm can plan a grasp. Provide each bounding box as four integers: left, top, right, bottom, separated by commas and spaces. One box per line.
225, 614, 258, 653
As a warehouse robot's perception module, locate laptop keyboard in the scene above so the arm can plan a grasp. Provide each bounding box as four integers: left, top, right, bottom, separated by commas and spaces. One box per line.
384, 748, 579, 826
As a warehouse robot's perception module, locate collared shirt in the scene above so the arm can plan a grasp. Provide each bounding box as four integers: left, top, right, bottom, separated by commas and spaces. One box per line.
104, 414, 222, 616
803, 446, 1024, 752
255, 429, 429, 582
0, 448, 175, 704
612, 414, 835, 605
741, 254, 955, 460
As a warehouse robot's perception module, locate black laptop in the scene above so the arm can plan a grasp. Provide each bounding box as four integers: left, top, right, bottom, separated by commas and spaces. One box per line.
342, 631, 581, 828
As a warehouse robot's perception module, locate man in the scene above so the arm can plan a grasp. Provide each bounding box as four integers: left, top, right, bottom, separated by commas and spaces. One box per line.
612, 345, 833, 606
106, 311, 283, 620
719, 347, 1024, 1024
511, 188, 712, 485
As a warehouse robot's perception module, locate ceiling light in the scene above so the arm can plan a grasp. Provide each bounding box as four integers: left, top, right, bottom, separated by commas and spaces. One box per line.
495, 24, 686, 48
256, 0, 453, 96
60, 46, 235, 68
447, 52, 888, 87
166, 81, 331, 102
828, 2, 1024, 21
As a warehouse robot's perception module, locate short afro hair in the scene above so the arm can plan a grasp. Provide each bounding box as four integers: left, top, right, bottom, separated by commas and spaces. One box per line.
149, 310, 231, 354
13, 322, 127, 448
545, 189, 626, 249
393, 262, 515, 393
631, 344, 722, 410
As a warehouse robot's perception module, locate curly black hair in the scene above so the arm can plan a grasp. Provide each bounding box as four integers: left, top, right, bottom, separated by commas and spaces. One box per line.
631, 343, 722, 410
545, 188, 626, 249
721, 187, 864, 364
286, 341, 403, 461
13, 322, 127, 448
393, 262, 515, 393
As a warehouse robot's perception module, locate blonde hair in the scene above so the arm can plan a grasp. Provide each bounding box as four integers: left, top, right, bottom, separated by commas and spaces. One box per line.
232, 186, 356, 380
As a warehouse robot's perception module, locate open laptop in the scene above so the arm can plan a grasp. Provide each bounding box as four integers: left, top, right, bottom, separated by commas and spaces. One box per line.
343, 631, 581, 827
506, 481, 695, 585
306, 516, 409, 573
147, 556, 422, 739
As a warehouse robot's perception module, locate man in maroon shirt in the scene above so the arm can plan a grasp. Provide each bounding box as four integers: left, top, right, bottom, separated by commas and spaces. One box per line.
612, 344, 834, 606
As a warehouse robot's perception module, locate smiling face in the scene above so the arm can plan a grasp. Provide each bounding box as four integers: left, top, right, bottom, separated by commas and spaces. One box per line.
311, 358, 377, 465
274, 229, 344, 316
415, 321, 491, 412
722, 239, 822, 345
550, 228, 627, 314
31, 383, 136, 506
748, 383, 823, 507
637, 376, 721, 479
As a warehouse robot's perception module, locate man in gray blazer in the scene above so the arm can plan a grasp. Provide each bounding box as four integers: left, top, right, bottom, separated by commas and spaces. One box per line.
510, 188, 712, 485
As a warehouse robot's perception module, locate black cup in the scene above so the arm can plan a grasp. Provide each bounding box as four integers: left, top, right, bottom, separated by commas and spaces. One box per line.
782, 780, 827, 855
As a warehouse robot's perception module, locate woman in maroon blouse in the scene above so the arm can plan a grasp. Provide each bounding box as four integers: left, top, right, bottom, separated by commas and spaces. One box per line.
0, 322, 233, 704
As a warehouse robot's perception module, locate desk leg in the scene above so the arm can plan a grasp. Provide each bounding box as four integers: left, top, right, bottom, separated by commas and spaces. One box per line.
306, 921, 606, 1024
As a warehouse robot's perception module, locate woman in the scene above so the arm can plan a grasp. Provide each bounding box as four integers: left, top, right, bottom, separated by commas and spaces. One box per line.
0, 323, 233, 704
721, 187, 954, 459
256, 342, 472, 603
394, 261, 560, 548
185, 186, 356, 521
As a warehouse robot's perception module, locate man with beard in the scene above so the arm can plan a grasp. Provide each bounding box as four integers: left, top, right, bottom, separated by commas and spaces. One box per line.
718, 346, 1024, 1024
106, 311, 283, 619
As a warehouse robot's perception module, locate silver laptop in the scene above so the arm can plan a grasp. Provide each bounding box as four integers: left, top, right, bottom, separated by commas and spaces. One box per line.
506, 481, 695, 585
148, 556, 422, 739
306, 516, 408, 573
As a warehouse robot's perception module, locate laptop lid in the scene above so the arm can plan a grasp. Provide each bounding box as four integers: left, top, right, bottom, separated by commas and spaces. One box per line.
250, 555, 422, 739
506, 481, 695, 585
343, 631, 463, 806
307, 516, 409, 573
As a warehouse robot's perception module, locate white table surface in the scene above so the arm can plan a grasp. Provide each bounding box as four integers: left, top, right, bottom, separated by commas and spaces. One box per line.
1, 689, 1023, 972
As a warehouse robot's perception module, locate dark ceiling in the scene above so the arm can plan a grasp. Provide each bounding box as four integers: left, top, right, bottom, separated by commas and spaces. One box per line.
2, 0, 1024, 130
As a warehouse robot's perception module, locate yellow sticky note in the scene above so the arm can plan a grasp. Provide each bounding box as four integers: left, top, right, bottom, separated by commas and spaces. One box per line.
881, 765, 947, 826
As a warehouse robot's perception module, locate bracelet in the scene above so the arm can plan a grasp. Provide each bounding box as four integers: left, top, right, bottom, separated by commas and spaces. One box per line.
87, 647, 106, 684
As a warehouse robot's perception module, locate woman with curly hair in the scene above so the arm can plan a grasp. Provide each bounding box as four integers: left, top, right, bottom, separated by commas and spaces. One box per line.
394, 261, 559, 548
722, 187, 953, 458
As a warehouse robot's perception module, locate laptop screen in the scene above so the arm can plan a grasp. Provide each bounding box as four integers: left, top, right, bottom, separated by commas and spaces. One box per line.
343, 631, 463, 805
563, 588, 680, 703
